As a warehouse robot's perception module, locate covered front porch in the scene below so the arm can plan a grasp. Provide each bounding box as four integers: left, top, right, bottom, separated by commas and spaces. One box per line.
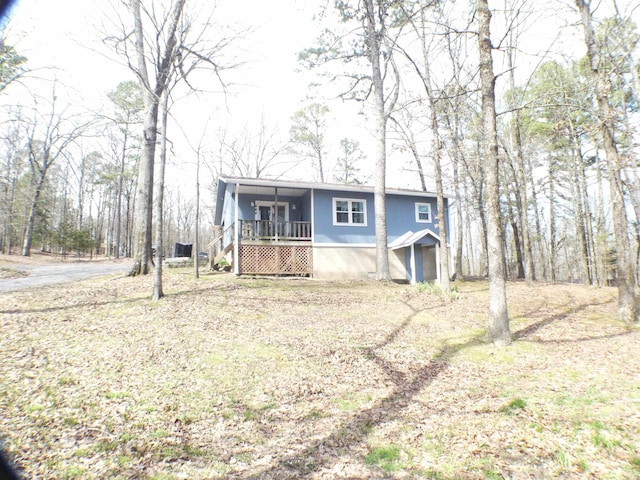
212, 178, 314, 276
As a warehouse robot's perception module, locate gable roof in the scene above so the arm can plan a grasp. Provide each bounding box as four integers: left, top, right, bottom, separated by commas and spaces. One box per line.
218, 176, 450, 197
388, 229, 441, 250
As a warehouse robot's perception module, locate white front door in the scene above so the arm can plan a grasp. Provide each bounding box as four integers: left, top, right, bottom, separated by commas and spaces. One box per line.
255, 201, 289, 236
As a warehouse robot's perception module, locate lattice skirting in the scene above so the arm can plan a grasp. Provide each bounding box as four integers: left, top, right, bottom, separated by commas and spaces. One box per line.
239, 244, 312, 275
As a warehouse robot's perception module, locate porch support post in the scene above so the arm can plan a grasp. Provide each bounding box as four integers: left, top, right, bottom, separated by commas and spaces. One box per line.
311, 189, 315, 243
435, 241, 441, 285
410, 243, 417, 285
234, 183, 240, 276
274, 187, 279, 241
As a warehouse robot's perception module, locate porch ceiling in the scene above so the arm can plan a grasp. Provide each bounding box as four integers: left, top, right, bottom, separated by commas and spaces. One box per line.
234, 184, 308, 197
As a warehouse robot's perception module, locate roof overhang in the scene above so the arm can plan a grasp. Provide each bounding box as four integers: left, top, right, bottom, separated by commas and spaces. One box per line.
389, 228, 441, 250
218, 176, 452, 199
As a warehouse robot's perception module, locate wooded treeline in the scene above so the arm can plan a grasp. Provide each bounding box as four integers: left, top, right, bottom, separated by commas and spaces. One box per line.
0, 79, 206, 257
1, 1, 638, 319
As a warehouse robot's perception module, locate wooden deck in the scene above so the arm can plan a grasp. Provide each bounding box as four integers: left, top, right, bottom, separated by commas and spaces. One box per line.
210, 221, 313, 275
240, 220, 311, 242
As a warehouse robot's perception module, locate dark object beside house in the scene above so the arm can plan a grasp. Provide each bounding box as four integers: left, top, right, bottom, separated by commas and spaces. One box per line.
174, 243, 192, 258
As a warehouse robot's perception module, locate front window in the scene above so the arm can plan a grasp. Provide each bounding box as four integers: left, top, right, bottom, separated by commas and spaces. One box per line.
333, 198, 367, 226
415, 202, 432, 223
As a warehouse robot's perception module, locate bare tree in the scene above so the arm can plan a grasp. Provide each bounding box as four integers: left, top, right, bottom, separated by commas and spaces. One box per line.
364, 0, 400, 281
575, 0, 637, 324
106, 0, 238, 285
223, 118, 293, 179
152, 90, 170, 299
301, 0, 400, 280
20, 89, 89, 256
504, 17, 534, 285
107, 80, 143, 259
125, 0, 185, 276
394, 1, 451, 293
390, 110, 428, 192
477, 0, 510, 345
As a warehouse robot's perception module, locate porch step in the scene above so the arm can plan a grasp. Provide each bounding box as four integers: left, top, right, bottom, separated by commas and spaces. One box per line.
214, 242, 234, 266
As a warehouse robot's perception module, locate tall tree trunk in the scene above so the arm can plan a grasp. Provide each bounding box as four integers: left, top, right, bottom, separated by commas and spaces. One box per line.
129, 0, 157, 276
126, 189, 133, 257
477, 179, 489, 276
152, 92, 169, 301
364, 0, 390, 281
451, 139, 464, 280
4, 171, 17, 255
548, 157, 557, 282
506, 36, 534, 285
22, 172, 47, 256
579, 157, 598, 284
464, 183, 476, 275
477, 0, 510, 346
571, 117, 597, 285
128, 0, 185, 277
104, 189, 113, 257
576, 0, 637, 324
594, 150, 607, 286
115, 130, 127, 260
569, 140, 591, 284
418, 11, 450, 293
620, 101, 640, 285
434, 143, 450, 291
130, 96, 158, 276
526, 155, 546, 279
194, 146, 201, 279
507, 194, 524, 279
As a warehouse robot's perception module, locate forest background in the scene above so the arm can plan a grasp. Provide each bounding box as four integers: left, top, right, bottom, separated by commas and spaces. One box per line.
1, 0, 639, 289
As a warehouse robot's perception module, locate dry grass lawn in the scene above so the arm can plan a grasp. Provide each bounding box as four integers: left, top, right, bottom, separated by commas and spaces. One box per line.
0, 262, 639, 479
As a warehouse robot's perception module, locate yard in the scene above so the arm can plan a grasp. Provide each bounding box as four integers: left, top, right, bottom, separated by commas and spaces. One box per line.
0, 263, 639, 479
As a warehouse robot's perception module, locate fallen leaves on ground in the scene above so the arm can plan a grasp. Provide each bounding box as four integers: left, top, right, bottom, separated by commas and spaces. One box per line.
0, 267, 639, 479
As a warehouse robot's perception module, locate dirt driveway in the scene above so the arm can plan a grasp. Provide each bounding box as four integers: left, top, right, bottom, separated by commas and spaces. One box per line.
0, 256, 128, 292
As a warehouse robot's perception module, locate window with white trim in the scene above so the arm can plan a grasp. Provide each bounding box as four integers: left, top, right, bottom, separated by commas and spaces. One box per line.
415, 202, 432, 223
333, 198, 367, 226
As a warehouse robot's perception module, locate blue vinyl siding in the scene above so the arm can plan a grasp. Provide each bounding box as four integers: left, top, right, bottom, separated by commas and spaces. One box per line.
300, 191, 312, 222
234, 194, 310, 222
222, 183, 235, 227
312, 189, 376, 243
385, 195, 441, 239
312, 189, 446, 244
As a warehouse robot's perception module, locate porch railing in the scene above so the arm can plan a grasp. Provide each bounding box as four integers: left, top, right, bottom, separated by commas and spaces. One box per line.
240, 220, 311, 241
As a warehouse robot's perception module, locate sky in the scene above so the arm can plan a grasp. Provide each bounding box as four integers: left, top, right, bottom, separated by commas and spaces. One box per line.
2, 0, 640, 195
2, 0, 336, 188
3, 0, 321, 119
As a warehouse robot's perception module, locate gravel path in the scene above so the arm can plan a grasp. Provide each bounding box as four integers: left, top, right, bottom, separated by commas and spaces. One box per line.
0, 261, 128, 292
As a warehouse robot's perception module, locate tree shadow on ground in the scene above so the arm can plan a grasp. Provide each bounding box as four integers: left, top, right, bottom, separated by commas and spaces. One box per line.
231, 294, 634, 479
0, 296, 148, 315
232, 301, 486, 479
512, 297, 628, 344
0, 283, 233, 315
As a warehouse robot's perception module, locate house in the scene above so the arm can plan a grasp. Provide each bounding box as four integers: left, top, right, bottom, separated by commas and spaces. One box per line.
211, 176, 451, 284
